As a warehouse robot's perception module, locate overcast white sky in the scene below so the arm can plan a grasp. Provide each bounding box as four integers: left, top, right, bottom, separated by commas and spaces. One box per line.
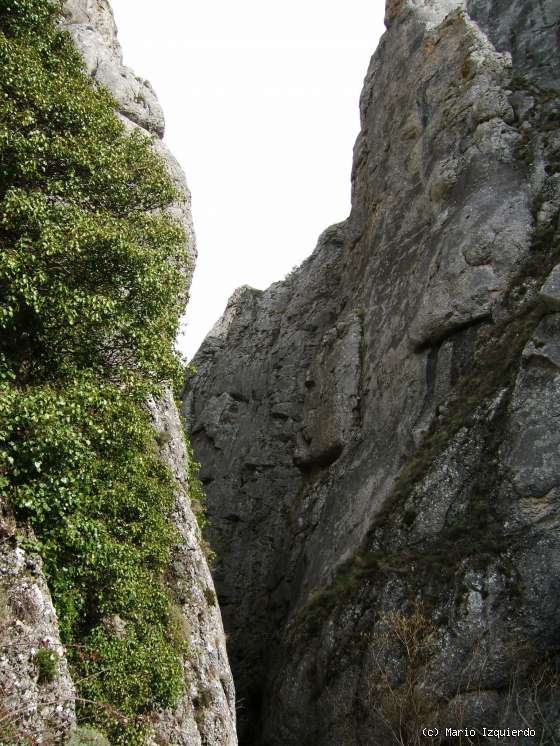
110, 1, 386, 360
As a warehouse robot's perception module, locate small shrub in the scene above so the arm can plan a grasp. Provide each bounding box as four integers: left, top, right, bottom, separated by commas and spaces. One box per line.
186, 436, 209, 530
34, 647, 58, 683
168, 601, 191, 646
203, 587, 216, 607
366, 604, 439, 746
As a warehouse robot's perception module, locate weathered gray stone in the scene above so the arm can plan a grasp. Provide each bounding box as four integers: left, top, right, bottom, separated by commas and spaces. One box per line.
466, 0, 560, 92
147, 389, 237, 746
0, 505, 76, 742
185, 0, 560, 743
62, 0, 165, 136
506, 315, 560, 498
540, 264, 560, 308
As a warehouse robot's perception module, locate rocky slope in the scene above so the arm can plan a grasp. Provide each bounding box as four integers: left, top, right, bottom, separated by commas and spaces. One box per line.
1, 2, 236, 744
184, 0, 560, 743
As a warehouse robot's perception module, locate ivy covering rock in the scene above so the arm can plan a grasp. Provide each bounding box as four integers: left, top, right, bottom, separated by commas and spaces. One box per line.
0, 0, 190, 741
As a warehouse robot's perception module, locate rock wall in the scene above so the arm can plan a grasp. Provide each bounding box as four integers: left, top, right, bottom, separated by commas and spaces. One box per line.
147, 389, 236, 746
1, 2, 236, 744
0, 505, 76, 743
185, 0, 560, 743
61, 0, 197, 285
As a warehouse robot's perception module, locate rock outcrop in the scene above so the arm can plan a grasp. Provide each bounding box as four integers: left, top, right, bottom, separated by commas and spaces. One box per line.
185, 0, 560, 743
1, 2, 236, 744
61, 0, 197, 286
147, 389, 236, 746
0, 508, 76, 743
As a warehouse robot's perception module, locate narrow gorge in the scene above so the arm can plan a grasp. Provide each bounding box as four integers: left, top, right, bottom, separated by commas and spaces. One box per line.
2, 0, 560, 745
185, 0, 560, 744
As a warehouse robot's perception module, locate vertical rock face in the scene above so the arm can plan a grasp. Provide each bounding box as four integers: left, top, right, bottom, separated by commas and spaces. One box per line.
62, 0, 164, 136
147, 390, 237, 746
0, 505, 76, 743
1, 2, 236, 744
185, 0, 560, 743
61, 0, 196, 283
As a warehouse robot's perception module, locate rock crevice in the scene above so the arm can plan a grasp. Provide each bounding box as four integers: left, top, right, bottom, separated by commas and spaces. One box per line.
185, 0, 560, 743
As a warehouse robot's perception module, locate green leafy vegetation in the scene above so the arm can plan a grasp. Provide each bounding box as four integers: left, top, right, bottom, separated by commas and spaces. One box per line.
34, 647, 59, 683
0, 1, 190, 742
186, 437, 208, 529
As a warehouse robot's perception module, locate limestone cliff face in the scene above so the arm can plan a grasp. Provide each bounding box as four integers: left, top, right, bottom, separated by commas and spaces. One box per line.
185, 0, 560, 743
0, 511, 76, 742
61, 0, 197, 286
1, 3, 236, 744
146, 390, 236, 746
